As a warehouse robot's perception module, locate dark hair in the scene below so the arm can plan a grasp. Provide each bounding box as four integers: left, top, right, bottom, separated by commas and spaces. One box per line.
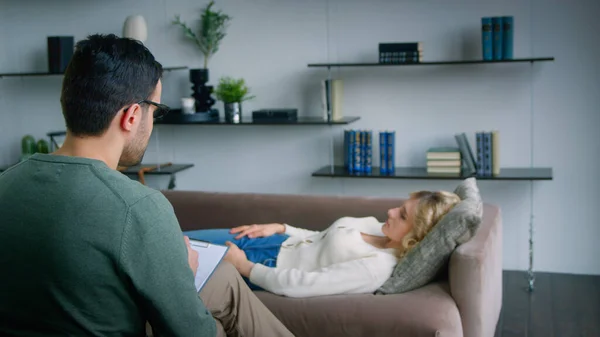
60, 34, 163, 136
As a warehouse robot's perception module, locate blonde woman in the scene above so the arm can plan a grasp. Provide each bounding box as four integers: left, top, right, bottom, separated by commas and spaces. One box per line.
186, 190, 461, 298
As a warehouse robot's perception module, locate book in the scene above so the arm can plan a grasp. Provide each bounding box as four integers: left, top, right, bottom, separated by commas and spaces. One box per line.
379, 131, 388, 174
483, 132, 493, 176
427, 166, 461, 174
454, 133, 477, 175
331, 79, 343, 120
321, 80, 330, 120
476, 132, 484, 176
353, 130, 362, 173
364, 130, 373, 173
492, 130, 500, 175
481, 17, 493, 61
492, 17, 504, 61
188, 239, 229, 292
502, 16, 514, 60
427, 159, 462, 167
426, 147, 461, 160
386, 131, 395, 173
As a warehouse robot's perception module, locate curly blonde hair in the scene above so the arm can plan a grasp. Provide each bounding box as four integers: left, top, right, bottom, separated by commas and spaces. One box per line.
397, 190, 461, 259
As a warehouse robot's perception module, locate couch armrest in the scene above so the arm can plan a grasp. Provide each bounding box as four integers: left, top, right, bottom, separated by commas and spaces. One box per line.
449, 204, 503, 337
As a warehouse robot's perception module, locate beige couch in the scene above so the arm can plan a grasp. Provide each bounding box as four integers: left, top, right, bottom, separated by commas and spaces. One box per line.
163, 190, 503, 337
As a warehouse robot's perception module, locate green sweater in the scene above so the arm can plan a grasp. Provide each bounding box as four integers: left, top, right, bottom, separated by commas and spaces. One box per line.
0, 154, 216, 337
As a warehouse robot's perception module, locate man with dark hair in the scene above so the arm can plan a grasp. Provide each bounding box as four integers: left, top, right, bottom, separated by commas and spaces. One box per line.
0, 34, 293, 337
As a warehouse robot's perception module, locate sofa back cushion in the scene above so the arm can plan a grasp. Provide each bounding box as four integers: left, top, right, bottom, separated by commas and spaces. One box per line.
376, 178, 483, 294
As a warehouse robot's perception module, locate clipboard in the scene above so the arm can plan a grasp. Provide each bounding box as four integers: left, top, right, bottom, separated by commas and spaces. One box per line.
189, 239, 229, 292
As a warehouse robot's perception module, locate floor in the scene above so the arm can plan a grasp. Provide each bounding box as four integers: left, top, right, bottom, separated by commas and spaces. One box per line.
494, 270, 600, 337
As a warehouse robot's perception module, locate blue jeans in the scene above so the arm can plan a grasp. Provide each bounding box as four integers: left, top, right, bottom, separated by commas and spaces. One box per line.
184, 229, 289, 291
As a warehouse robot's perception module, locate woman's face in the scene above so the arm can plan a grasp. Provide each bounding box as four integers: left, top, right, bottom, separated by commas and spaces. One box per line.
382, 198, 417, 242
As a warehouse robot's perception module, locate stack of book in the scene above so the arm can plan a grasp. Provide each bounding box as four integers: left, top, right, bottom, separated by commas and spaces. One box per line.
378, 42, 423, 64
481, 16, 513, 61
379, 131, 395, 174
475, 131, 500, 176
453, 131, 500, 177
426, 147, 462, 175
342, 130, 396, 175
343, 130, 373, 174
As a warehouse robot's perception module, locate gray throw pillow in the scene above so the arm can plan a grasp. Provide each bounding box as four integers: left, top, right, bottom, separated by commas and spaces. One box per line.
376, 177, 483, 294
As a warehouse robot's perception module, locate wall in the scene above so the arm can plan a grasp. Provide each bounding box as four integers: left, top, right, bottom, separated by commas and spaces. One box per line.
1, 0, 599, 275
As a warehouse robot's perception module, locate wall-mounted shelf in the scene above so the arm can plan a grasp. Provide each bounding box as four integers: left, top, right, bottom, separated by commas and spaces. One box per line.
155, 111, 360, 125
0, 66, 188, 78
308, 57, 554, 68
312, 165, 553, 181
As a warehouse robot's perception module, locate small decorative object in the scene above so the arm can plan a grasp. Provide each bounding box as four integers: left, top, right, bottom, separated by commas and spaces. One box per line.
123, 15, 148, 42
47, 36, 74, 74
189, 68, 216, 113
214, 77, 255, 123
20, 135, 37, 161
173, 1, 231, 114
181, 97, 196, 115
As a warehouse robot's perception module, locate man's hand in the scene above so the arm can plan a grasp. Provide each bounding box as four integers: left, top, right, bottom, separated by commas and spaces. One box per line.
224, 241, 255, 277
229, 223, 285, 240
184, 236, 199, 277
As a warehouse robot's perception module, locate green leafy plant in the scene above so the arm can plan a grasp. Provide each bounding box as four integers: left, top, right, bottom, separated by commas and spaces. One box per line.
214, 77, 255, 103
173, 1, 231, 69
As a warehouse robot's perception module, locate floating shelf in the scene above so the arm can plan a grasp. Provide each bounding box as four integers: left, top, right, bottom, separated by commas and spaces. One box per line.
312, 166, 553, 181
0, 66, 188, 78
308, 57, 555, 68
155, 111, 360, 125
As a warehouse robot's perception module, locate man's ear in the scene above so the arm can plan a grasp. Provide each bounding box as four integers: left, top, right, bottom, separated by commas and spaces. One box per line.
120, 104, 142, 133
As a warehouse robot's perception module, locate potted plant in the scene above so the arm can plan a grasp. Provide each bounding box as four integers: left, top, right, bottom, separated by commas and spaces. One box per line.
214, 77, 255, 123
173, 1, 231, 112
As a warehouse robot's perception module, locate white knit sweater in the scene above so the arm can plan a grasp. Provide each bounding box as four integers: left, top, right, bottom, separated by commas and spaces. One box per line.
249, 216, 399, 298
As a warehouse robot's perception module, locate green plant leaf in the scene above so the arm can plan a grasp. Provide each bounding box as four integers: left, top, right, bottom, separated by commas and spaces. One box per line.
214, 77, 255, 103
173, 1, 231, 68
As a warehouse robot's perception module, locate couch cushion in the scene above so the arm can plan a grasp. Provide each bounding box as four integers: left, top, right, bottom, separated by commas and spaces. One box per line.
376, 177, 483, 294
255, 281, 463, 337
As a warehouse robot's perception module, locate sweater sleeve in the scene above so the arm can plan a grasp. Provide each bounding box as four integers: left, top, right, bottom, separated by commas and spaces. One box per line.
249, 255, 393, 298
283, 223, 320, 239
120, 192, 216, 337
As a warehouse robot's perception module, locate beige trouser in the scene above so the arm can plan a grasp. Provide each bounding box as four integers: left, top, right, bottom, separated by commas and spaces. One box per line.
199, 262, 294, 337
147, 262, 294, 337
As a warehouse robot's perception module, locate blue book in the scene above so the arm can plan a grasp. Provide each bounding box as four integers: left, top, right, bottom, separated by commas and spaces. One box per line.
364, 130, 373, 173
502, 16, 514, 59
481, 17, 493, 61
386, 131, 395, 174
346, 130, 355, 173
353, 130, 362, 173
483, 132, 493, 176
492, 17, 504, 60
343, 130, 349, 170
379, 131, 388, 174
476, 132, 484, 176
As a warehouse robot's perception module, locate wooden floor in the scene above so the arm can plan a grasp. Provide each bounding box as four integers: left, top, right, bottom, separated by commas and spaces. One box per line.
495, 270, 600, 337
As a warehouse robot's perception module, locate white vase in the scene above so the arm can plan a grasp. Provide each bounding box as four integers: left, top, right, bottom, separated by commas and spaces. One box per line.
123, 15, 148, 42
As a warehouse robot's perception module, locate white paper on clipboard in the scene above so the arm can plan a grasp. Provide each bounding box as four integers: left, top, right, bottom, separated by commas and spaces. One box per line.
189, 239, 229, 292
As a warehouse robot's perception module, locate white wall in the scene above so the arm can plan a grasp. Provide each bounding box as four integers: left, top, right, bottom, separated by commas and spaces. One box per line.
1, 0, 599, 275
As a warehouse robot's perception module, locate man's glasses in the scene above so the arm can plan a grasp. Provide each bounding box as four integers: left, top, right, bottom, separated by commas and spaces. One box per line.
123, 100, 170, 121
137, 100, 171, 121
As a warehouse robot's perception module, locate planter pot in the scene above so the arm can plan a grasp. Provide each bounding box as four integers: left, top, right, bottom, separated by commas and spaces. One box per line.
224, 102, 242, 123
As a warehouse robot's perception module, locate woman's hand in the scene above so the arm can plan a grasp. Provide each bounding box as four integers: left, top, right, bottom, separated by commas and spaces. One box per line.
224, 241, 255, 277
229, 223, 285, 240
